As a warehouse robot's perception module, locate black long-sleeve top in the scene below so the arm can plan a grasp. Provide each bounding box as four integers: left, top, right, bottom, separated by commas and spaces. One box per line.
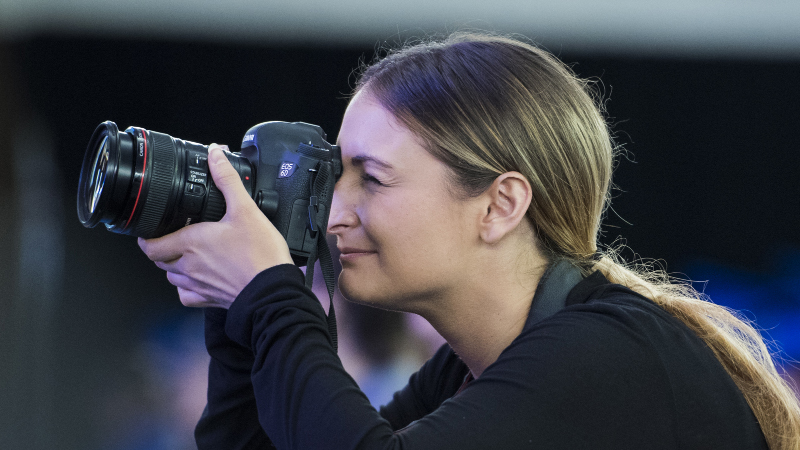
195, 264, 768, 449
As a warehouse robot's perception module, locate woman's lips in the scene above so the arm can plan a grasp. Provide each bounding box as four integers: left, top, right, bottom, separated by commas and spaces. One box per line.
338, 247, 376, 262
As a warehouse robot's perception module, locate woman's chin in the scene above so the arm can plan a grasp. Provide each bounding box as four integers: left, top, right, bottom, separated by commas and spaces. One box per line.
336, 272, 360, 301
337, 272, 393, 309
337, 274, 370, 305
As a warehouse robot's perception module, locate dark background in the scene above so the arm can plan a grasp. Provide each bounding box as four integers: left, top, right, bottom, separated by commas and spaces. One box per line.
1, 34, 798, 449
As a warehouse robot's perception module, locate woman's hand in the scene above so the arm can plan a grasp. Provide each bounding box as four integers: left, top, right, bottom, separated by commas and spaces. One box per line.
138, 144, 293, 309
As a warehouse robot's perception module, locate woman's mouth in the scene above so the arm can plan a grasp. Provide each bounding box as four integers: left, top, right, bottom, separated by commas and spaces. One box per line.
338, 247, 377, 262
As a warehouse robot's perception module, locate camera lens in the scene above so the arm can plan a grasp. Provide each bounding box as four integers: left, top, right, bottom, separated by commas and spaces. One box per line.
77, 121, 254, 238
88, 136, 110, 214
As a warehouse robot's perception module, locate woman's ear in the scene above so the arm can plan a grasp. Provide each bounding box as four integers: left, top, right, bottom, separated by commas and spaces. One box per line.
478, 172, 533, 244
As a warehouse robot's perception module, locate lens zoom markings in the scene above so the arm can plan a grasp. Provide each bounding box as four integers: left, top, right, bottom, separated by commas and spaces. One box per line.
134, 132, 177, 238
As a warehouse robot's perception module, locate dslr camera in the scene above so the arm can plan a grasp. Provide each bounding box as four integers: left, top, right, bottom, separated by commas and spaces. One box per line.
77, 120, 342, 267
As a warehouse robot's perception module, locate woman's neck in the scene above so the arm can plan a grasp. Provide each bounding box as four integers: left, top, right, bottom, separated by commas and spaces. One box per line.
421, 248, 547, 378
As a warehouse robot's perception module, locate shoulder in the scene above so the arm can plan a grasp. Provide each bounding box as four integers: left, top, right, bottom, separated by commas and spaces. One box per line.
482, 279, 766, 448
528, 271, 718, 368
493, 288, 685, 407
504, 279, 727, 396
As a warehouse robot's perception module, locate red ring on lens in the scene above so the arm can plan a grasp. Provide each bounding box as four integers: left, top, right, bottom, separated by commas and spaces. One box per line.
124, 129, 148, 230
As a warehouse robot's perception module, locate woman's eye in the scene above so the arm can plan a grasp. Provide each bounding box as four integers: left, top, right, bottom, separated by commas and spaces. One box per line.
361, 173, 383, 186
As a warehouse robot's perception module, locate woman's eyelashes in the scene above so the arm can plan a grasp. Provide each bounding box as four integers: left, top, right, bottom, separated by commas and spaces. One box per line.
361, 173, 385, 187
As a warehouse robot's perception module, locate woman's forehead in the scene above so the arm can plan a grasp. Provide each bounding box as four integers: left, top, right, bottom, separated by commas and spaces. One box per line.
338, 93, 423, 167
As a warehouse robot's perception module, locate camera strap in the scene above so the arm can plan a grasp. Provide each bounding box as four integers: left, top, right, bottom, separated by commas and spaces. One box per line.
303, 235, 338, 352
526, 259, 584, 327
303, 161, 338, 352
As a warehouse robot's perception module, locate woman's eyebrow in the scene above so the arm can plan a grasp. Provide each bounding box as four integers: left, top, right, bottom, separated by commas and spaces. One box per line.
351, 154, 395, 171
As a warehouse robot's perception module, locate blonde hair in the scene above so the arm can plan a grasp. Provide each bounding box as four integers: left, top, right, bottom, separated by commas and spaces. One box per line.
356, 32, 800, 449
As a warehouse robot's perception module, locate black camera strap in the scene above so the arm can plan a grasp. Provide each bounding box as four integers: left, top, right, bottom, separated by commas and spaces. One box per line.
303, 235, 338, 352
303, 161, 338, 352
317, 236, 338, 350
526, 259, 584, 327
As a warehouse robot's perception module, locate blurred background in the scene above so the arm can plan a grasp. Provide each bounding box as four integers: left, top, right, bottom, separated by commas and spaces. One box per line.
1, 1, 799, 448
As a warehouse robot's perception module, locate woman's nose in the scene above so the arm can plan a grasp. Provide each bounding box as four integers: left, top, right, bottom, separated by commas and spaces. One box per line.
326, 186, 358, 235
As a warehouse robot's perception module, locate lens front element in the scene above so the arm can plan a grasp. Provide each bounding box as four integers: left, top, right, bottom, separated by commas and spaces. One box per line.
89, 136, 109, 214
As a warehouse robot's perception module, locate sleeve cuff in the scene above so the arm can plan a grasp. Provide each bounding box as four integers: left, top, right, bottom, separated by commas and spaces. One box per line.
225, 263, 309, 349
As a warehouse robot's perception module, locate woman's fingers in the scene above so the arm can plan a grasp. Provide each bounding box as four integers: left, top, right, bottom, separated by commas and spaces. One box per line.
207, 145, 252, 215
155, 258, 182, 274
166, 270, 195, 291
137, 142, 294, 309
138, 143, 248, 264
167, 272, 233, 308
138, 232, 187, 263
176, 287, 208, 307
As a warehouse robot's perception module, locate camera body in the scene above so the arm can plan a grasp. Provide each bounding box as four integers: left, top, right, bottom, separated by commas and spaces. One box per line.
240, 121, 342, 266
77, 120, 341, 267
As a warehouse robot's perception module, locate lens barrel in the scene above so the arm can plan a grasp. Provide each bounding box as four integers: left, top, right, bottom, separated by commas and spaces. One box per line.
77, 121, 254, 238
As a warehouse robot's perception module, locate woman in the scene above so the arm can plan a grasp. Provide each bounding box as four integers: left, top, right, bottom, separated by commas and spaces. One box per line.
139, 33, 800, 449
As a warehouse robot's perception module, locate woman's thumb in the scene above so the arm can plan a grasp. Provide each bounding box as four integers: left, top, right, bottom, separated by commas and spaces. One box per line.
208, 145, 249, 212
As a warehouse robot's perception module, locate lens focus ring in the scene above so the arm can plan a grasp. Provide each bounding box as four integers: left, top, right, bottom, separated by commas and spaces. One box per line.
134, 132, 176, 238
201, 181, 226, 223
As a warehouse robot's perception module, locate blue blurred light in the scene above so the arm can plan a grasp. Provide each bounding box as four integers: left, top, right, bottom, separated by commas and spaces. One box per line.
684, 250, 800, 363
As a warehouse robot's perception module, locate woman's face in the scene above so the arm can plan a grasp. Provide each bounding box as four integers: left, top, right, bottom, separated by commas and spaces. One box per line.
327, 91, 483, 313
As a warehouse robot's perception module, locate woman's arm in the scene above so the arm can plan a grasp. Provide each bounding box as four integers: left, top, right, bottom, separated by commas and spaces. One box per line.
195, 307, 275, 449
378, 343, 469, 431
226, 264, 391, 449
196, 283, 466, 449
